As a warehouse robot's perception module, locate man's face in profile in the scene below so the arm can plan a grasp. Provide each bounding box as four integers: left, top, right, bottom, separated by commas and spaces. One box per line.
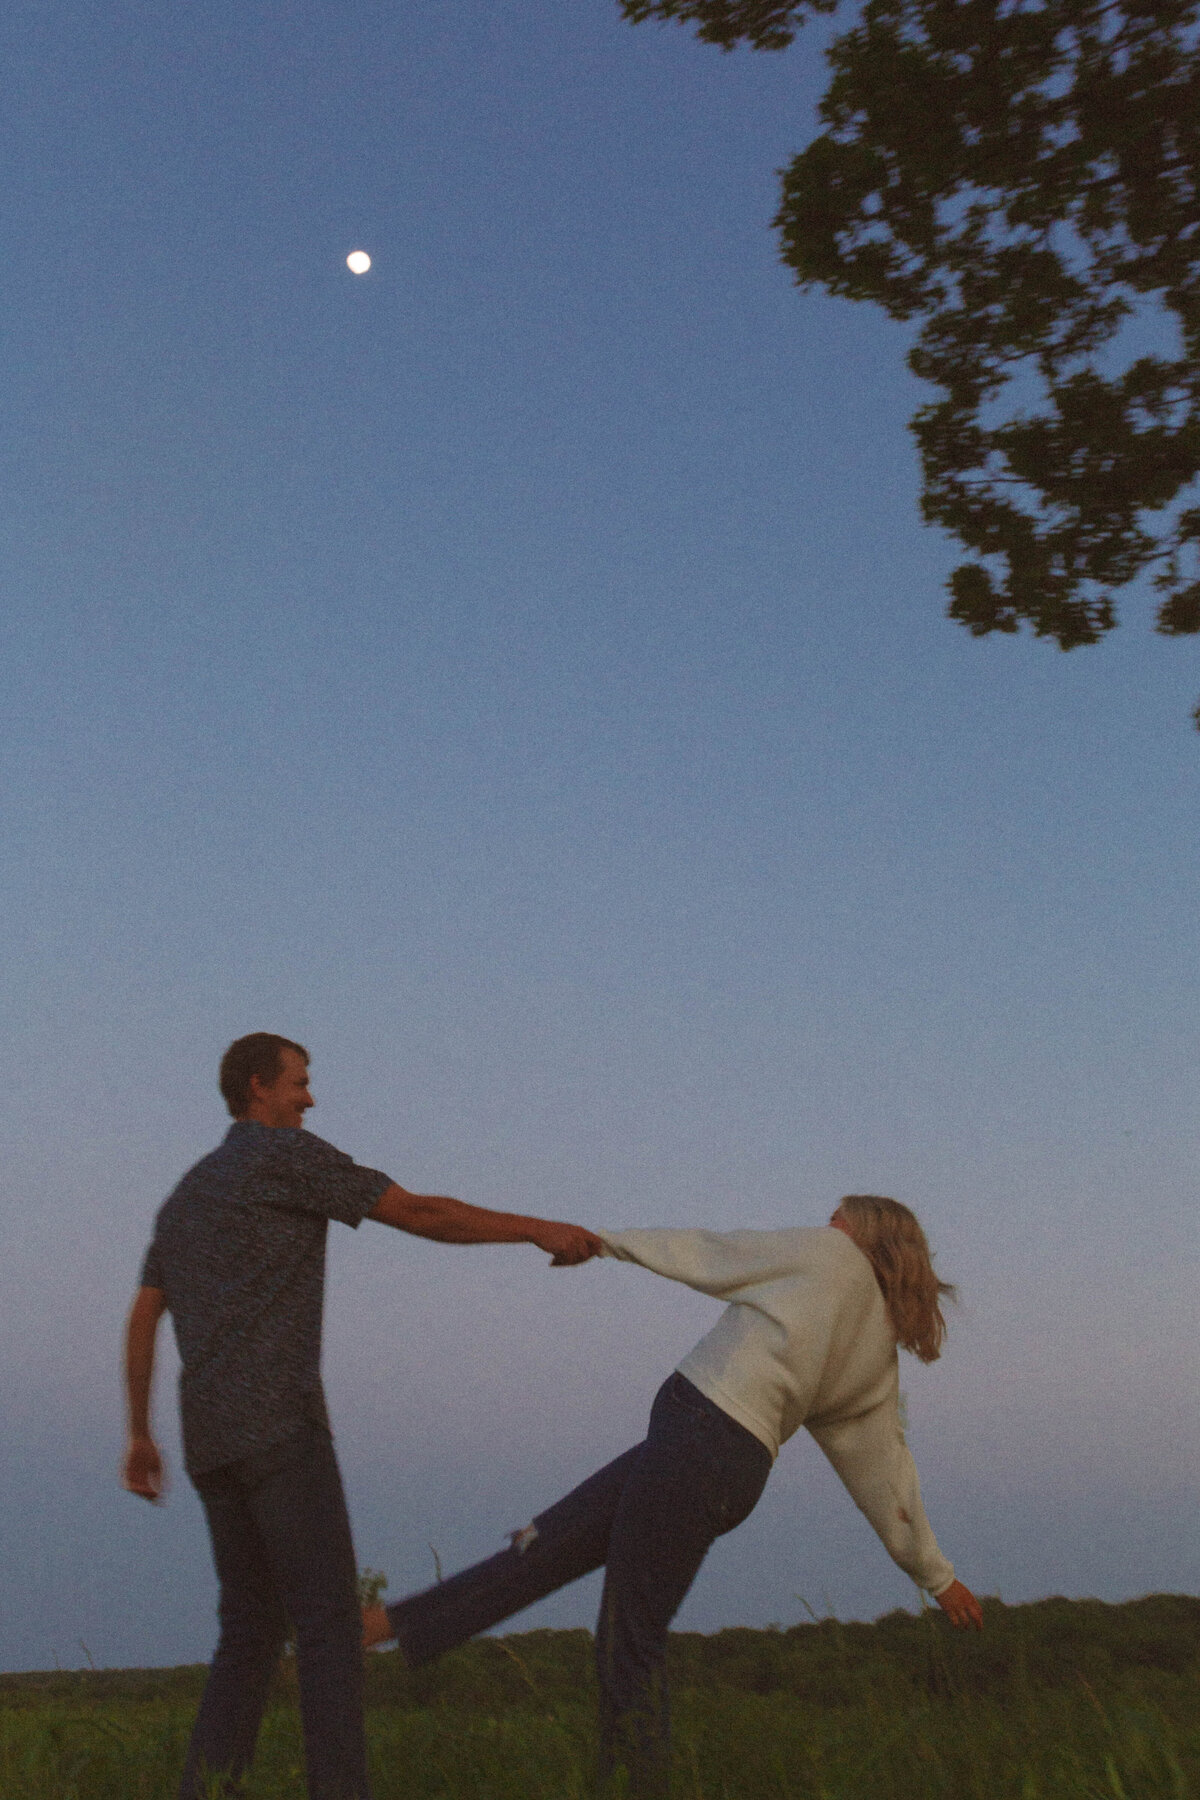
250, 1048, 314, 1129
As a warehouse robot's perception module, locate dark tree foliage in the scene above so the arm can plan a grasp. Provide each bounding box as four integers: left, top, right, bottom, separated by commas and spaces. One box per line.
623, 0, 1200, 717
621, 0, 835, 50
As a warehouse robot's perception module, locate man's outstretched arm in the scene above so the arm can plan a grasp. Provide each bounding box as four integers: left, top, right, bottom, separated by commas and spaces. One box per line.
123, 1285, 167, 1501
368, 1186, 603, 1265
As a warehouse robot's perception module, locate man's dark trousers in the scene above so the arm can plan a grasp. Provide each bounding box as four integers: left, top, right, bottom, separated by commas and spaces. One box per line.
180, 1419, 369, 1800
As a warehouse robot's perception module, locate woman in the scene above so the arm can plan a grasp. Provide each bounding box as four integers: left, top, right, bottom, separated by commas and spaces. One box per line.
364, 1196, 982, 1796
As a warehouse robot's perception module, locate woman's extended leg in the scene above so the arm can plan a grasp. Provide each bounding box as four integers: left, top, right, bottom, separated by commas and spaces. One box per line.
379, 1375, 770, 1798
595, 1374, 772, 1799
384, 1443, 644, 1666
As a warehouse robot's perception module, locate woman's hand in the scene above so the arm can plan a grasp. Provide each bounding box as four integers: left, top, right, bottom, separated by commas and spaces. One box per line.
934, 1579, 983, 1629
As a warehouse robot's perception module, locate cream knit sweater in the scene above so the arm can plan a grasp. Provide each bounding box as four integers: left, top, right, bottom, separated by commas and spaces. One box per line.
599, 1224, 955, 1597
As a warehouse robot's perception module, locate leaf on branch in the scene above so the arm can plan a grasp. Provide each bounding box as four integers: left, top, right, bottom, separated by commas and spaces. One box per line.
947, 562, 1016, 634
1156, 580, 1200, 634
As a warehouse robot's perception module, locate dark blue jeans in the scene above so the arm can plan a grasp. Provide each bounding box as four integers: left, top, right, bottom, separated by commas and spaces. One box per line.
386, 1373, 772, 1798
182, 1419, 369, 1800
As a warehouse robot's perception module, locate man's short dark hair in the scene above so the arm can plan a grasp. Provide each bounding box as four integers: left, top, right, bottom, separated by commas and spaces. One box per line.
219, 1033, 309, 1118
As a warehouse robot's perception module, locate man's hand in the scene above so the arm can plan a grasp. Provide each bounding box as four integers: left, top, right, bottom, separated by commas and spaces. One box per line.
123, 1434, 166, 1504
934, 1579, 983, 1629
526, 1222, 605, 1266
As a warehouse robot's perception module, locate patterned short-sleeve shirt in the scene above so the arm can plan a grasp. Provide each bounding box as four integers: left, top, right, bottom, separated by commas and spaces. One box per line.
140, 1120, 393, 1475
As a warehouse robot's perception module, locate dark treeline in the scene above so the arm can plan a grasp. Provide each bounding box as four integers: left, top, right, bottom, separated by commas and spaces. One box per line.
5, 1594, 1197, 1714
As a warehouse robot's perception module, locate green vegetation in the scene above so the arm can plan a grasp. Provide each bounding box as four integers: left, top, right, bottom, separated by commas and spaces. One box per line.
3, 1595, 1200, 1796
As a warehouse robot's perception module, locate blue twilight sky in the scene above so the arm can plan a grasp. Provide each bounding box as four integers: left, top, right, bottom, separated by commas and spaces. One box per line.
2, 0, 1199, 1675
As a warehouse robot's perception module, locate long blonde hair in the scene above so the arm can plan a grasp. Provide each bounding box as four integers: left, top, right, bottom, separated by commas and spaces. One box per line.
836, 1195, 956, 1363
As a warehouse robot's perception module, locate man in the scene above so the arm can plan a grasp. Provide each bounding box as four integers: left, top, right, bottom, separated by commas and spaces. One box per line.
123, 1032, 601, 1800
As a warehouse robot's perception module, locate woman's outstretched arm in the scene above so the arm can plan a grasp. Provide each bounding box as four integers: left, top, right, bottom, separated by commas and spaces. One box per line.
599, 1226, 815, 1297
808, 1401, 981, 1624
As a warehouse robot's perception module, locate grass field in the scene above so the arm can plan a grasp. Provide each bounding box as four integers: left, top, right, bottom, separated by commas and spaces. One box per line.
2, 1595, 1198, 1797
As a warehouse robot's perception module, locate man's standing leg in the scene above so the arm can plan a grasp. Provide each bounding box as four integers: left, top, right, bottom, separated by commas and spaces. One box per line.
180, 1465, 290, 1799
183, 1421, 370, 1800
246, 1421, 370, 1800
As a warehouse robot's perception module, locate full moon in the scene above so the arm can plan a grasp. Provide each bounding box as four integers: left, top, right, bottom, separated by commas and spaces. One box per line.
346, 250, 371, 275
